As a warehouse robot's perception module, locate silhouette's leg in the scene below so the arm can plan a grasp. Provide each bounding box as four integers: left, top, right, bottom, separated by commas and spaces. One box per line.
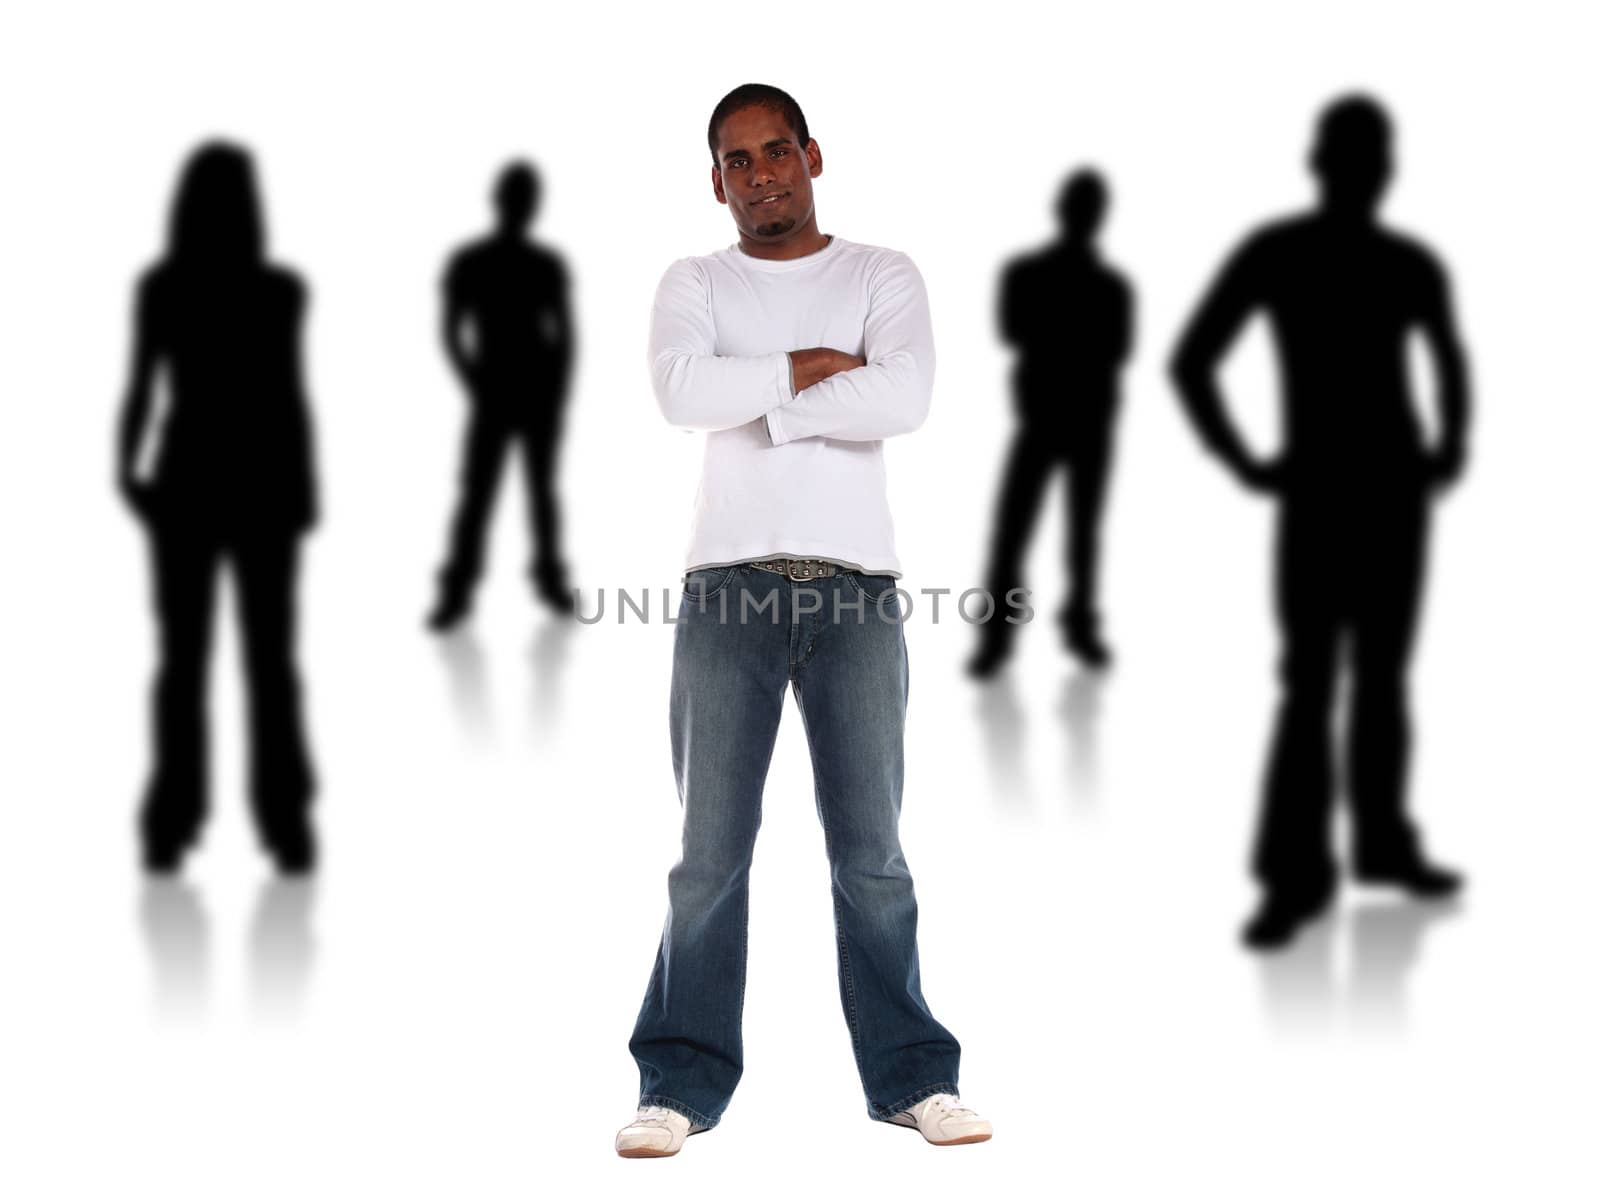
520, 404, 569, 601
436, 406, 513, 610
792, 577, 961, 1118
629, 571, 789, 1128
1254, 504, 1343, 902
141, 525, 222, 867
976, 427, 1058, 656
232, 531, 316, 870
1349, 492, 1430, 873
1063, 426, 1113, 649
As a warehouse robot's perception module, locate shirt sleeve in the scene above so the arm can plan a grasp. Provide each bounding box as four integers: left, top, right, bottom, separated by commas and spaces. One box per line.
763, 252, 934, 446
648, 257, 794, 432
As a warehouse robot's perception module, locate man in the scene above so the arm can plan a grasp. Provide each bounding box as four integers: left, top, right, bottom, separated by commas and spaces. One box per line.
1170, 96, 1471, 952
970, 169, 1134, 677
616, 84, 991, 1158
426, 161, 575, 631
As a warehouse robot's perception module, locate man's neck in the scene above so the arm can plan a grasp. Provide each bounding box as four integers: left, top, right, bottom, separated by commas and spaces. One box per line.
737, 217, 830, 261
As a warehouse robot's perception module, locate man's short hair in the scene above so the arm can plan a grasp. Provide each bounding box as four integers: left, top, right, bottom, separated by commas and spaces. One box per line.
707, 84, 810, 164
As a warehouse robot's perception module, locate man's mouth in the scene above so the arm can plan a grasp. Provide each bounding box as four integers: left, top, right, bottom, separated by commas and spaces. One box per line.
751, 192, 787, 206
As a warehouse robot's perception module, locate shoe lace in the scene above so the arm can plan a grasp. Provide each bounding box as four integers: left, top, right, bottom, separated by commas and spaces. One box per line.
632, 1106, 681, 1129
924, 1094, 976, 1119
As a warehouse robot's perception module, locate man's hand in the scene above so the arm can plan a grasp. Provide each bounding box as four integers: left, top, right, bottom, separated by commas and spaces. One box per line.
788, 347, 866, 394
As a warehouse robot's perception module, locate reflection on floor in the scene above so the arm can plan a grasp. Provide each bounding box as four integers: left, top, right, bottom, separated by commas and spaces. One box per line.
140, 877, 317, 1024
1259, 898, 1463, 1035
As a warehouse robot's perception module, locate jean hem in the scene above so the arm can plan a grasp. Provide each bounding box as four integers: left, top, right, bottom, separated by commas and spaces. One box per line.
869, 1080, 961, 1121
638, 1094, 721, 1131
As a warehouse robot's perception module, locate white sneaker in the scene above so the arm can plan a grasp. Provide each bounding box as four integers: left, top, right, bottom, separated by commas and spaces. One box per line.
887, 1093, 993, 1145
615, 1104, 704, 1158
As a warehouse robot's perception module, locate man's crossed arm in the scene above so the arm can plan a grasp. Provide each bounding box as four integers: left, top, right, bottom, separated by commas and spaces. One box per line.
648, 254, 934, 445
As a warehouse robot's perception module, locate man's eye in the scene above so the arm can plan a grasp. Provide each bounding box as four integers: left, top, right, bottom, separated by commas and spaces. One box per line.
730, 158, 748, 168
771, 149, 787, 158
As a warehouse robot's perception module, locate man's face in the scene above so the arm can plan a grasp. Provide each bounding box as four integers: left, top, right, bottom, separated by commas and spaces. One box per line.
710, 105, 822, 242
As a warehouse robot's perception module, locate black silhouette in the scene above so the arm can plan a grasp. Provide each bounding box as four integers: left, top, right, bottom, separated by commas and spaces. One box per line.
117, 142, 319, 877
427, 162, 575, 630
970, 169, 1134, 677
1170, 97, 1471, 952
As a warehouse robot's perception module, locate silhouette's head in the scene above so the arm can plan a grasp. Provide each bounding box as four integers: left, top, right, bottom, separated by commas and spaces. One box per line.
167, 141, 265, 271
1055, 169, 1109, 243
707, 83, 823, 246
1310, 95, 1393, 218
494, 162, 540, 233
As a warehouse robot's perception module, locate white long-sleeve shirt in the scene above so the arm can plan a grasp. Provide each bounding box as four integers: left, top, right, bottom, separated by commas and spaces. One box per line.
648, 235, 933, 575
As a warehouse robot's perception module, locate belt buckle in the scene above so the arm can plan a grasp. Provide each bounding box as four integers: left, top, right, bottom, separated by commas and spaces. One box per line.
786, 558, 815, 583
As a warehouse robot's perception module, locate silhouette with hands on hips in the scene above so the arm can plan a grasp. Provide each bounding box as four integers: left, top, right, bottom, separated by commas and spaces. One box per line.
970, 169, 1134, 678
427, 161, 576, 630
1170, 96, 1471, 952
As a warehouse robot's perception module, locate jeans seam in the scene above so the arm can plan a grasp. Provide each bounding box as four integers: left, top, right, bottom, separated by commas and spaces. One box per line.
637, 1094, 720, 1130
794, 678, 868, 1081
736, 792, 759, 1028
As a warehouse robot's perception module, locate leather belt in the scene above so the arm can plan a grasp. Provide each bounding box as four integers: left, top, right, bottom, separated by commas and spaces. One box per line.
748, 557, 842, 582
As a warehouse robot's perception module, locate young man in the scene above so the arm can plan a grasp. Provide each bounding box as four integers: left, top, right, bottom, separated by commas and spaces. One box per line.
1170, 96, 1471, 952
616, 84, 990, 1158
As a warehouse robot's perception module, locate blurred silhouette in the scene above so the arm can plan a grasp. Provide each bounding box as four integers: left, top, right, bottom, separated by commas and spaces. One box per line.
970, 169, 1134, 677
1171, 97, 1471, 952
118, 142, 319, 877
139, 878, 211, 1021
249, 877, 317, 1022
427, 161, 576, 630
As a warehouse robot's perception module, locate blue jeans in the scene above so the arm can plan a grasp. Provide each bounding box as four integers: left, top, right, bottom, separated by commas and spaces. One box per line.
629, 565, 962, 1128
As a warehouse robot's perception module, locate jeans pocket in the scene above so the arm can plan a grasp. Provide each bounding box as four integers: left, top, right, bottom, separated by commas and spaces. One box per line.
682, 565, 737, 602
845, 572, 903, 614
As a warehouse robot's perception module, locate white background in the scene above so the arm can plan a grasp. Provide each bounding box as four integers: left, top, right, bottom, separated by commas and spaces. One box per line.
2, 1, 1597, 1199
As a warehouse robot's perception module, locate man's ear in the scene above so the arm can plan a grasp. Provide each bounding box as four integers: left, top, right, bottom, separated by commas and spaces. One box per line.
711, 164, 728, 205
806, 139, 823, 179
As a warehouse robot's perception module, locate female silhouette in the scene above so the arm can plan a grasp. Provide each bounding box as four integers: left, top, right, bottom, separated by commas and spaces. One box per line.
117, 142, 319, 876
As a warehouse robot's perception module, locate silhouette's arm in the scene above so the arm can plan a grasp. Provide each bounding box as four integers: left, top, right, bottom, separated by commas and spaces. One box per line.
763, 253, 934, 445
1416, 258, 1471, 485
1112, 275, 1135, 369
288, 277, 320, 530
649, 258, 795, 432
545, 260, 575, 401
1170, 240, 1276, 489
441, 262, 478, 392
998, 260, 1023, 347
115, 274, 161, 511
